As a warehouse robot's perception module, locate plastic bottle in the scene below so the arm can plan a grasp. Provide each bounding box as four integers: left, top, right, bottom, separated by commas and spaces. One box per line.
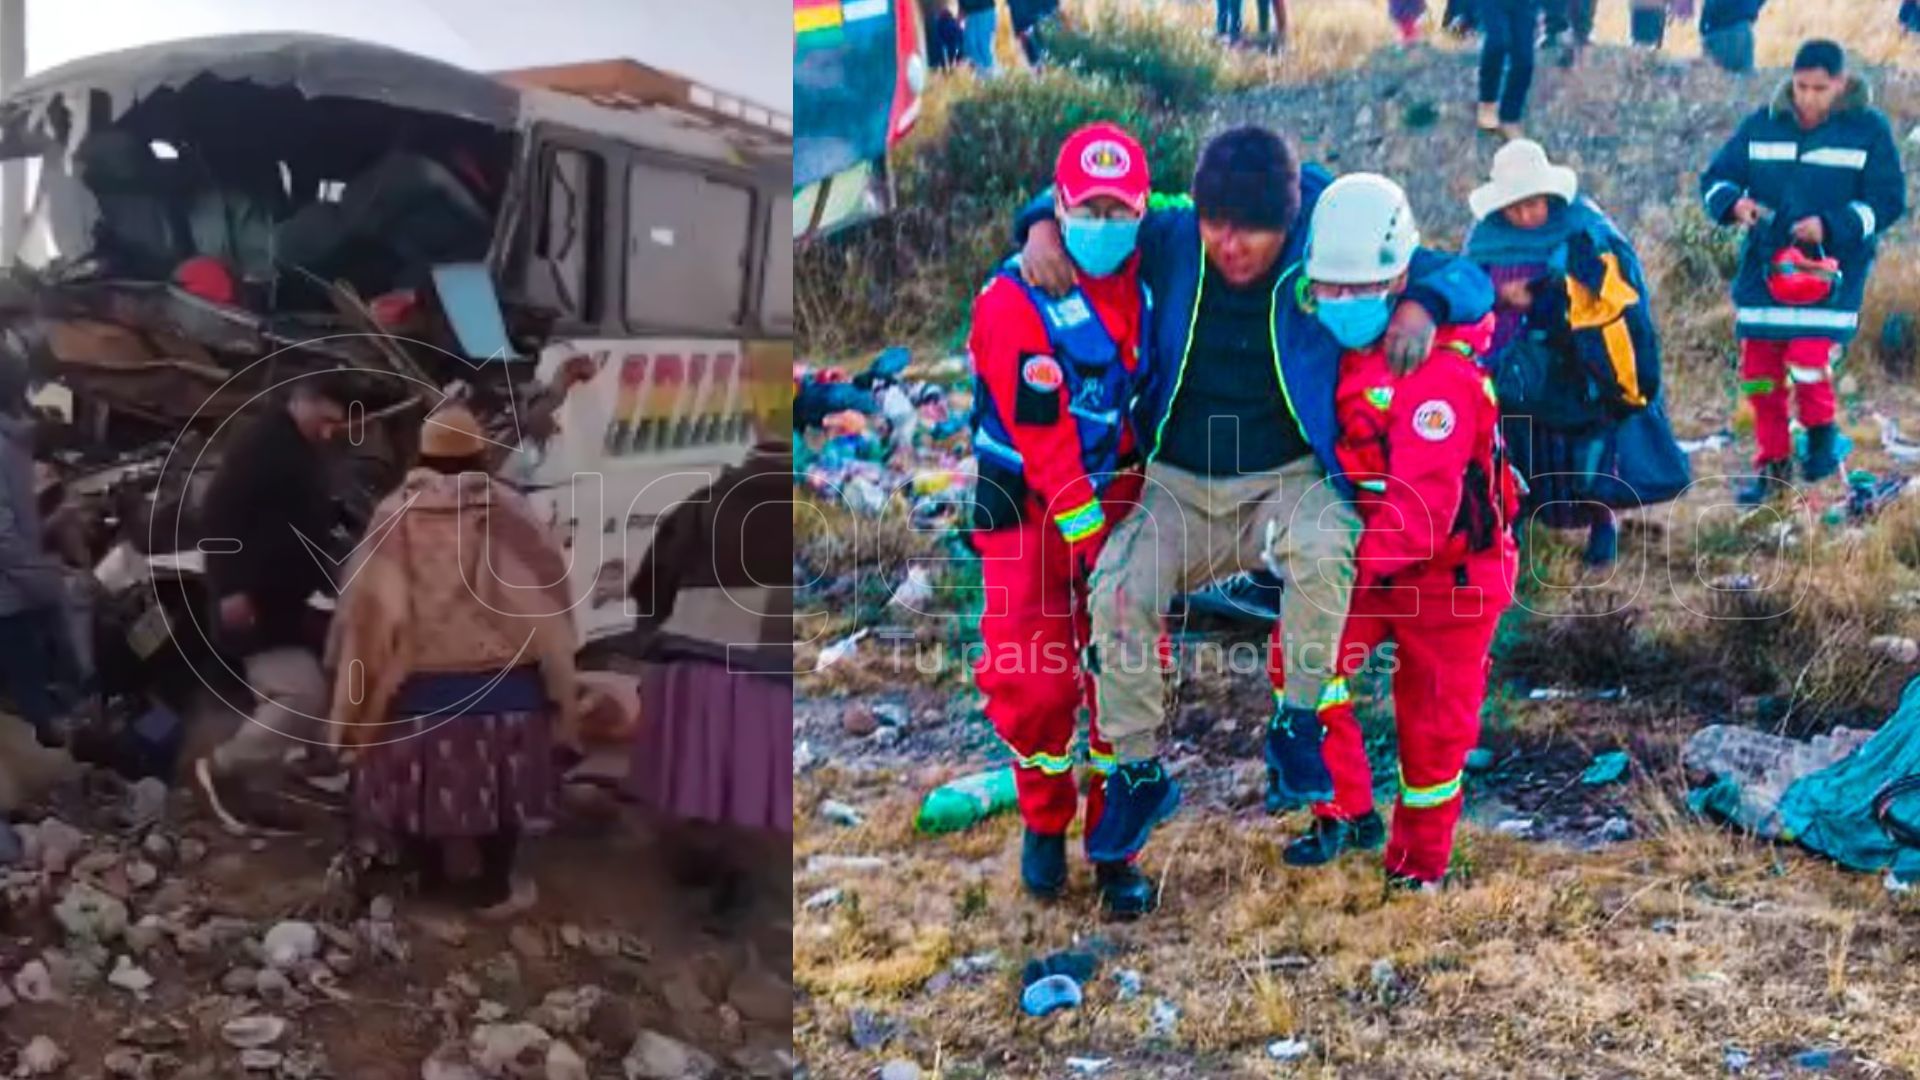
914, 767, 1018, 834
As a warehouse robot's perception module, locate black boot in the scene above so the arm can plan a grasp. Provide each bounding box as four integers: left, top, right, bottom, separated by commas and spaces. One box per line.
1094, 861, 1156, 920
1736, 458, 1794, 508
1802, 422, 1843, 483
1283, 811, 1386, 867
1021, 830, 1068, 899
1264, 705, 1335, 804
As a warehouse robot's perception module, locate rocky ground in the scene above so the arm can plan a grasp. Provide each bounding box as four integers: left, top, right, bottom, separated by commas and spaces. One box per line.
0, 718, 794, 1080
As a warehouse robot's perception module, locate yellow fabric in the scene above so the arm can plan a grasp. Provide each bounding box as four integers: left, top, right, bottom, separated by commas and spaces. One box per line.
1563, 252, 1646, 408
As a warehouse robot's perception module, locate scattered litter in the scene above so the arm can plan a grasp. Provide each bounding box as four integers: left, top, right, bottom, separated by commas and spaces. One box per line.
871, 703, 910, 728
1725, 1046, 1752, 1072
1886, 871, 1914, 895
1651, 919, 1678, 934
952, 952, 1001, 978
1846, 470, 1912, 521
1146, 998, 1180, 1039
1021, 974, 1082, 1018
880, 1061, 922, 1080
1794, 1048, 1834, 1070
802, 888, 844, 911
1022, 950, 1098, 989
1529, 686, 1628, 702
18, 1036, 66, 1076
263, 921, 320, 968
1869, 636, 1920, 664
795, 741, 817, 773
1582, 751, 1632, 786
1597, 817, 1634, 843
1112, 969, 1142, 1001
1463, 748, 1496, 773
818, 800, 865, 827
804, 855, 889, 874
915, 767, 1018, 834
1065, 1057, 1111, 1074
888, 565, 935, 611
1877, 413, 1920, 461
1711, 574, 1759, 592
1369, 959, 1405, 1003
1495, 818, 1537, 838
108, 955, 155, 997
817, 628, 870, 670
1678, 432, 1733, 454
1267, 1038, 1312, 1062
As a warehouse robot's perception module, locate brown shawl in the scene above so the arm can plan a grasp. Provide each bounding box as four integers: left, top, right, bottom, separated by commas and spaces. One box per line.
326, 469, 579, 749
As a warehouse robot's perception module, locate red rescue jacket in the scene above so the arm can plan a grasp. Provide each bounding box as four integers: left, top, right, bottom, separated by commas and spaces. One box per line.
1336, 316, 1519, 593
967, 262, 1145, 548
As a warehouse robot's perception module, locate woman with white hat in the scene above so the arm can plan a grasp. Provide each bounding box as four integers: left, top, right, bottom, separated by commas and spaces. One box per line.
1466, 139, 1687, 568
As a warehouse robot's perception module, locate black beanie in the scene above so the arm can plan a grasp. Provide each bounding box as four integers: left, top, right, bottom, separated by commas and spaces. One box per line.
1793, 39, 1845, 75
1191, 125, 1301, 231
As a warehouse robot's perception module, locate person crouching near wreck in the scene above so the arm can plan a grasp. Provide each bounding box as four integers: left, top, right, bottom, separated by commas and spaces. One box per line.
966, 122, 1154, 919
1273, 174, 1519, 892
327, 403, 578, 917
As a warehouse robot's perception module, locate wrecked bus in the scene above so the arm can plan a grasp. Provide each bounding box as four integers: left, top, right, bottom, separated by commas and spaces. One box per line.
0, 33, 792, 650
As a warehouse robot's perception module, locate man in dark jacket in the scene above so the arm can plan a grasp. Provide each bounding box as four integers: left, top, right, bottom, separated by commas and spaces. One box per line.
1012, 127, 1493, 866
1700, 0, 1765, 73
0, 350, 79, 748
1700, 40, 1907, 504
192, 377, 350, 832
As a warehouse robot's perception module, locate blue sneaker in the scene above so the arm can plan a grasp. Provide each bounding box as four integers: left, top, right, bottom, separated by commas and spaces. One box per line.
1084, 759, 1180, 863
1265, 705, 1335, 804
1020, 830, 1067, 899
1736, 459, 1793, 508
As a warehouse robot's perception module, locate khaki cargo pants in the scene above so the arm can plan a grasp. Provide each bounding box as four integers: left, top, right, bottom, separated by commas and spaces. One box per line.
1087, 457, 1359, 762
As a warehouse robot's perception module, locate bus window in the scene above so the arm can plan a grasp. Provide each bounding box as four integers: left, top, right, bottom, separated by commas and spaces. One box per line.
762, 195, 793, 332
529, 146, 604, 324
625, 160, 752, 332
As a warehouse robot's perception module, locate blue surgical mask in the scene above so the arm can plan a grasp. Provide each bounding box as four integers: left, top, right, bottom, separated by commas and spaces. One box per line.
1315, 293, 1393, 349
1062, 216, 1141, 278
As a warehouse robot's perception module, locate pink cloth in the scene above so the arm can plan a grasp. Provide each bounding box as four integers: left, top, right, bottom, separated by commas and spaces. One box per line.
630, 660, 792, 834
1486, 261, 1547, 359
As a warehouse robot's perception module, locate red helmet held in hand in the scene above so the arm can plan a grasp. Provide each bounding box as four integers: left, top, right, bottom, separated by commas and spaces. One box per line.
1767, 245, 1842, 307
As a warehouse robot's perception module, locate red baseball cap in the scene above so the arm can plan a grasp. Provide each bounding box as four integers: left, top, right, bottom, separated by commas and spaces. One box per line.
1055, 122, 1150, 214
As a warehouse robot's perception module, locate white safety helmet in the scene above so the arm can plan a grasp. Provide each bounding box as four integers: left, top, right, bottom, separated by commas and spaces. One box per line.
1304, 173, 1420, 286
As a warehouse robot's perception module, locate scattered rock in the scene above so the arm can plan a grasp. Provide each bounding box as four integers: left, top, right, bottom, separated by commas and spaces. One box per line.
623, 1031, 718, 1080
420, 1048, 483, 1080
124, 916, 165, 956
587, 995, 643, 1051
239, 1049, 284, 1072
417, 915, 470, 948
509, 925, 549, 961
0, 820, 21, 866
176, 837, 207, 864
220, 1015, 288, 1050
879, 1062, 921, 1080
842, 705, 879, 737
54, 881, 129, 943
545, 1041, 589, 1080
18, 1036, 66, 1076
530, 987, 604, 1036
727, 968, 791, 1024
263, 921, 320, 968
1870, 636, 1920, 664
1495, 818, 1537, 838
223, 966, 260, 995
125, 860, 160, 889
558, 925, 583, 949
729, 1046, 796, 1079
108, 954, 155, 996
28, 817, 85, 873
818, 799, 864, 827
141, 833, 174, 864
125, 778, 169, 829
470, 1022, 552, 1077
255, 966, 293, 1001
12, 959, 56, 1002
847, 1009, 898, 1052
1371, 959, 1407, 1004
117, 1019, 188, 1050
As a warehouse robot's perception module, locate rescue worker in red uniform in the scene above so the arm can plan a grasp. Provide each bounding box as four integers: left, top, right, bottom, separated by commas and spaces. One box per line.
1267, 173, 1520, 890
967, 122, 1154, 919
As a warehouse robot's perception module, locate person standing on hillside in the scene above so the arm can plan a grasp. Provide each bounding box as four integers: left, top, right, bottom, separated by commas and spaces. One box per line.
1629, 0, 1670, 48
1700, 40, 1907, 505
1466, 140, 1683, 568
1542, 0, 1594, 67
1475, 0, 1541, 138
1700, 0, 1766, 73
959, 0, 999, 74
1010, 126, 1494, 878
0, 350, 79, 750
967, 123, 1156, 920
1216, 0, 1244, 44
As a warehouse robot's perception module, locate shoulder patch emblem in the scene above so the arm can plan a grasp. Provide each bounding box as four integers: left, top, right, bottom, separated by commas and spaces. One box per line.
1411, 399, 1456, 442
1022, 355, 1065, 392
1365, 386, 1394, 411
